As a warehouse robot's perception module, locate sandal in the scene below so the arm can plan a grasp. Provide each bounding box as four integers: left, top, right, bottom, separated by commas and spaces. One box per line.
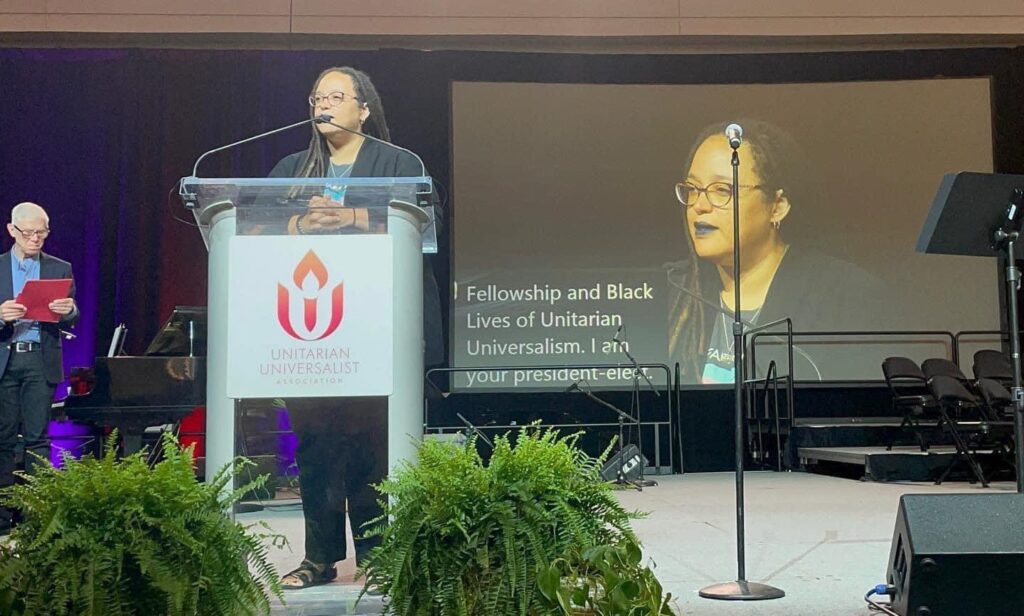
281, 560, 338, 590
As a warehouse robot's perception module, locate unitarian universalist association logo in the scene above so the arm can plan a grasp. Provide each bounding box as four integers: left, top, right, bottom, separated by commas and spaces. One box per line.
276, 250, 344, 341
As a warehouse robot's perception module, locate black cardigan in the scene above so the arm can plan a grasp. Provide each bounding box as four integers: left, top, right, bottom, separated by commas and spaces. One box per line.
669, 247, 886, 382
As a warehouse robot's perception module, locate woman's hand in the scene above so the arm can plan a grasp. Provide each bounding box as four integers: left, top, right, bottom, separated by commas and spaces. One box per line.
296, 195, 358, 234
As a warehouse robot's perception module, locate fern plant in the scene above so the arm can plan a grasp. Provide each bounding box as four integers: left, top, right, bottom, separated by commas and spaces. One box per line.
358, 425, 647, 615
0, 433, 283, 616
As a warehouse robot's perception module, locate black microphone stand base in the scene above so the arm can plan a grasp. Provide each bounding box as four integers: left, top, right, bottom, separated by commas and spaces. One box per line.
611, 477, 643, 492
612, 477, 657, 491
699, 580, 785, 601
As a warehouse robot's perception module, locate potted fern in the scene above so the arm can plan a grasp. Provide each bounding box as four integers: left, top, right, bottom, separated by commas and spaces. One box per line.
0, 434, 283, 616
357, 425, 673, 615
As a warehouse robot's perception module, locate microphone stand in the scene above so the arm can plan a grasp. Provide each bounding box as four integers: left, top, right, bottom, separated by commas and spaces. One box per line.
699, 130, 785, 602
611, 331, 658, 488
192, 117, 321, 178
180, 115, 323, 208
456, 412, 493, 449
567, 380, 641, 492
991, 191, 1024, 493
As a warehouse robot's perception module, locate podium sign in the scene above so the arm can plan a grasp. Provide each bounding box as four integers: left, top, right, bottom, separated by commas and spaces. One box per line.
226, 235, 393, 398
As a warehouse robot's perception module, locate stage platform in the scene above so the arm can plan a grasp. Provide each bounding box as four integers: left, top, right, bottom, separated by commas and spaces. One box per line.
798, 444, 1004, 482
249, 471, 1017, 616
789, 415, 1016, 482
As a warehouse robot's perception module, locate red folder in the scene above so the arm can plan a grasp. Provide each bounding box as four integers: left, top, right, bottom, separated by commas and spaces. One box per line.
15, 278, 72, 323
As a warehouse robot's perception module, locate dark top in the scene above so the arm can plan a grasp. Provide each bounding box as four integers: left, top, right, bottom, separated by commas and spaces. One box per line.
668, 247, 886, 382
0, 250, 79, 384
269, 140, 445, 367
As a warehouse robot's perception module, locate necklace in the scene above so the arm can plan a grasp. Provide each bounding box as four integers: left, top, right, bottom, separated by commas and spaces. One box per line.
328, 161, 353, 178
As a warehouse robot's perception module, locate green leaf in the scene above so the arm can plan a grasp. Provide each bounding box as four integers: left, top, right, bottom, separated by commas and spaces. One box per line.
537, 563, 561, 600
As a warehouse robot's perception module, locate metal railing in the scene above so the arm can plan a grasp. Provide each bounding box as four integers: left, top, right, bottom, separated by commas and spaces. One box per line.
954, 330, 1007, 366
424, 362, 674, 473
747, 328, 1015, 382
748, 329, 959, 383
746, 360, 789, 472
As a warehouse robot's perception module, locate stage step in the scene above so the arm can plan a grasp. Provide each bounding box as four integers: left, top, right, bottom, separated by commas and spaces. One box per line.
798, 445, 1013, 483
787, 416, 950, 450
767, 416, 1012, 479
758, 415, 914, 470
270, 586, 382, 616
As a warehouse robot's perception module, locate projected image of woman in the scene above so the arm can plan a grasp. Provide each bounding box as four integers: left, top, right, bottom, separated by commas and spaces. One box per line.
667, 120, 880, 384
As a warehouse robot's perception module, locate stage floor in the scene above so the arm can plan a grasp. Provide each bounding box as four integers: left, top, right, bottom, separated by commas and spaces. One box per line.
248, 471, 1016, 615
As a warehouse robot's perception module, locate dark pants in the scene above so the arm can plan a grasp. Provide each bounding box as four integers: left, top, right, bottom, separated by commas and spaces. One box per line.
287, 396, 388, 565
0, 349, 55, 525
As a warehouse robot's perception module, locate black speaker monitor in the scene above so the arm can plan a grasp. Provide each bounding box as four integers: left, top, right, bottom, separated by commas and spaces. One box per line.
886, 493, 1024, 615
599, 444, 646, 482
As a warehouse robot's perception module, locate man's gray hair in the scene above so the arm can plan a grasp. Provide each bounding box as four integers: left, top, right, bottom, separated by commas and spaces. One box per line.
10, 202, 49, 225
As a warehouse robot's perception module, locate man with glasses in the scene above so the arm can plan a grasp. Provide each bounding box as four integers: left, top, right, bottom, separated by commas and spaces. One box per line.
0, 202, 78, 534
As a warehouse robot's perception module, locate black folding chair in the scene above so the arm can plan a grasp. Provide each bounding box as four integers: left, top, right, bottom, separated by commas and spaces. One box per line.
926, 375, 989, 487
973, 349, 1015, 386
977, 377, 1013, 419
921, 358, 973, 385
881, 357, 937, 451
975, 377, 1018, 476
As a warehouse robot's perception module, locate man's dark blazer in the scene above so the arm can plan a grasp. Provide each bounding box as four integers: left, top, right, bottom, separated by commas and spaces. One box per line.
0, 250, 78, 385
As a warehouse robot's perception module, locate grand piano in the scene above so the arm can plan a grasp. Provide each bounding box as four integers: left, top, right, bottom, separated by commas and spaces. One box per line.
61, 307, 206, 455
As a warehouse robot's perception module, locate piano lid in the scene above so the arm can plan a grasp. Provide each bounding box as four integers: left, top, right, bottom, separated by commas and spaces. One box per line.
65, 356, 205, 409
144, 306, 207, 357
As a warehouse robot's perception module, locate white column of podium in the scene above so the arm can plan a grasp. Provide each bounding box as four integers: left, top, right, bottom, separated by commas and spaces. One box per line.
202, 205, 237, 486
386, 203, 427, 471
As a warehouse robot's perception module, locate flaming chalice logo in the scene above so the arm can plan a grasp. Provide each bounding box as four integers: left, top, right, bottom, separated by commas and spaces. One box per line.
276, 250, 344, 341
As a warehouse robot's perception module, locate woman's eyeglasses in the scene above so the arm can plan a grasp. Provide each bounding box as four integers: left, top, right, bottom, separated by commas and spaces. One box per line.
308, 91, 360, 108
674, 181, 764, 209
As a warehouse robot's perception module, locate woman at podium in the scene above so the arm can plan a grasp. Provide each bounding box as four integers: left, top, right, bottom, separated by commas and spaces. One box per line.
269, 66, 443, 590
666, 119, 882, 384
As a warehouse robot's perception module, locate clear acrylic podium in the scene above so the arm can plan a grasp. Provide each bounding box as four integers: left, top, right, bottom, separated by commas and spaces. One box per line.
179, 176, 435, 488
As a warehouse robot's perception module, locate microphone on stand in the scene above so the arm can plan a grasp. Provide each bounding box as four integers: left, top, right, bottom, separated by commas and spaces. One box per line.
725, 123, 743, 150
610, 323, 659, 397
564, 379, 582, 393
611, 324, 624, 343
456, 412, 493, 448
190, 116, 330, 178
180, 115, 331, 209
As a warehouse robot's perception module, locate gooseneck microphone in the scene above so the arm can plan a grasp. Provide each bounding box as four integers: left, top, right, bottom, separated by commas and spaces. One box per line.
725, 123, 743, 149
316, 114, 428, 179
190, 116, 330, 178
